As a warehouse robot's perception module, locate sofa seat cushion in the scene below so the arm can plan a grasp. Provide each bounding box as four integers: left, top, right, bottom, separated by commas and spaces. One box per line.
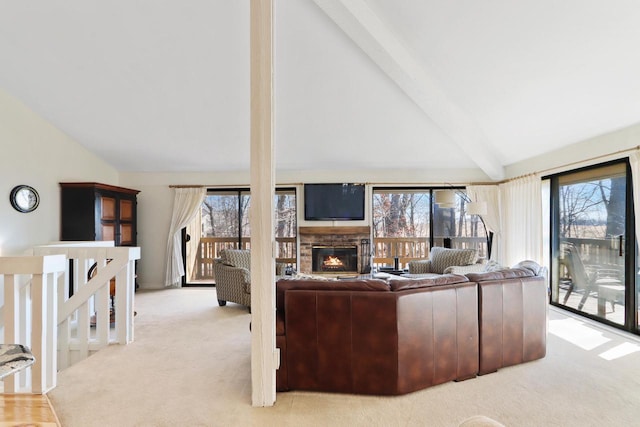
388, 274, 469, 291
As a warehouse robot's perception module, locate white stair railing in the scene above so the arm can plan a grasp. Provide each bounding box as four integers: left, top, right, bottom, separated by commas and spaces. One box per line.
33, 242, 140, 371
0, 254, 66, 394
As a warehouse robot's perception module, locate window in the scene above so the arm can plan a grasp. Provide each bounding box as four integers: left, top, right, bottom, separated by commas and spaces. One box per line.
549, 160, 637, 332
372, 188, 488, 269
183, 188, 297, 285
274, 189, 297, 267
372, 189, 431, 268
433, 191, 489, 258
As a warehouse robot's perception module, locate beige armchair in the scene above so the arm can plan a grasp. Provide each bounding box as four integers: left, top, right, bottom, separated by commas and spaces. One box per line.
213, 249, 287, 309
408, 247, 482, 275
213, 249, 252, 308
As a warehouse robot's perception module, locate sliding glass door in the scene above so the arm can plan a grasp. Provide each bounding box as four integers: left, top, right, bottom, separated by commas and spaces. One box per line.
550, 160, 636, 331
183, 188, 296, 285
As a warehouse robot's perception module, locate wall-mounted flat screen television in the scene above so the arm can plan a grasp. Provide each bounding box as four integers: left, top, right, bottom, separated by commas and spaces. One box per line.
304, 183, 365, 221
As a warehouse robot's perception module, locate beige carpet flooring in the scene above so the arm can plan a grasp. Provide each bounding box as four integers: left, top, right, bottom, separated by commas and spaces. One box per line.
48, 288, 640, 427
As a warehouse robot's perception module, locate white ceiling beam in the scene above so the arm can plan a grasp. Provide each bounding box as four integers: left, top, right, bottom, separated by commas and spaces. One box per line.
312, 0, 505, 181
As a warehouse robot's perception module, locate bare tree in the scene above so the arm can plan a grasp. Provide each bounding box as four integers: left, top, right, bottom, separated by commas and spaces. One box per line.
276, 194, 287, 237
202, 197, 216, 236
599, 177, 625, 237
559, 183, 602, 238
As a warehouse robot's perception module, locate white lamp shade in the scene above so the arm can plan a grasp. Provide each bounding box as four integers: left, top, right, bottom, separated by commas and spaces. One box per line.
435, 190, 456, 206
467, 201, 487, 215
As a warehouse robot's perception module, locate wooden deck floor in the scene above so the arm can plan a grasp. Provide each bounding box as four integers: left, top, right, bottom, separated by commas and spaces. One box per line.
0, 393, 60, 426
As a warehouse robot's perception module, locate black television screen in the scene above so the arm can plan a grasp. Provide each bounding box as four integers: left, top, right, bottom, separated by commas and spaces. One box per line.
304, 183, 365, 221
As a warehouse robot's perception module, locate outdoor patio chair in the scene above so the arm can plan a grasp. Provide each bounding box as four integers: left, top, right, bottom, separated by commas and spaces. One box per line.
560, 243, 624, 315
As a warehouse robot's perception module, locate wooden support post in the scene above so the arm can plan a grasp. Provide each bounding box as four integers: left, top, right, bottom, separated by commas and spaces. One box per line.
250, 0, 277, 407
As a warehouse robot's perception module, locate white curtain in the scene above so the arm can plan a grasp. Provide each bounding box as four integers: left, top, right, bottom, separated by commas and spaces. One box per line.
628, 151, 640, 270
498, 175, 543, 267
164, 187, 206, 287
466, 185, 500, 260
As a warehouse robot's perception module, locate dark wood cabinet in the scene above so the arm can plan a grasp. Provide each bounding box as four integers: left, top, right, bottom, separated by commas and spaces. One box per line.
60, 182, 140, 246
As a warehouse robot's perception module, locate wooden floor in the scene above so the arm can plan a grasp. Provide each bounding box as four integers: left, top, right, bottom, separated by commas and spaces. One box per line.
0, 394, 61, 426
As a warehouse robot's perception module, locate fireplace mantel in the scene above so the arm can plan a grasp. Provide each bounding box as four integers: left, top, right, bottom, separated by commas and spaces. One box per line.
299, 226, 370, 236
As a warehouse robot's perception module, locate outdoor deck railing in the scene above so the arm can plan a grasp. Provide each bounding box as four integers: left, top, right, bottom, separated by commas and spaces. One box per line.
561, 237, 623, 267
193, 237, 296, 280
373, 236, 487, 269
194, 235, 615, 274
192, 235, 489, 279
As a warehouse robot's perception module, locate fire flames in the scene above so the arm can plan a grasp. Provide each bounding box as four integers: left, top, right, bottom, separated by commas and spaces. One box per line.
323, 255, 344, 267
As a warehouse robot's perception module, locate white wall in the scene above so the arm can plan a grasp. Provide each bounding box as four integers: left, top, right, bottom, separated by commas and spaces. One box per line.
0, 88, 118, 256
505, 122, 640, 178
4, 80, 638, 289
119, 171, 251, 288
121, 127, 640, 289
122, 167, 493, 288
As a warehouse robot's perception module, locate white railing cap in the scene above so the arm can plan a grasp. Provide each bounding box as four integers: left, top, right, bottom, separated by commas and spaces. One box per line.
39, 241, 116, 248
34, 243, 140, 261
0, 255, 67, 274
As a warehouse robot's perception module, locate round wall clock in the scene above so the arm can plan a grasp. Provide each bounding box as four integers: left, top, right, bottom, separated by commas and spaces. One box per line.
10, 185, 40, 213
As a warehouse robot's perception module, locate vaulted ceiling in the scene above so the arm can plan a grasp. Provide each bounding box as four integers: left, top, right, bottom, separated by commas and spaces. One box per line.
2, 1, 640, 181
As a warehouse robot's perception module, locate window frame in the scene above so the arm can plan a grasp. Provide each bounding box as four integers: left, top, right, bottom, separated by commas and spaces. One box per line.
546, 158, 638, 334
182, 187, 297, 286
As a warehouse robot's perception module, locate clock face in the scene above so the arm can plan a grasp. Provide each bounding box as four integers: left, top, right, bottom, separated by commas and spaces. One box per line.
10, 185, 39, 213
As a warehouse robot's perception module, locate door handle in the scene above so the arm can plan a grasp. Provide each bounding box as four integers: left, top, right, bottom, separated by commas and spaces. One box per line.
619, 235, 623, 257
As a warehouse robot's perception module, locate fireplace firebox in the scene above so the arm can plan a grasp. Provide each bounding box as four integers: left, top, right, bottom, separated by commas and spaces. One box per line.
312, 245, 358, 274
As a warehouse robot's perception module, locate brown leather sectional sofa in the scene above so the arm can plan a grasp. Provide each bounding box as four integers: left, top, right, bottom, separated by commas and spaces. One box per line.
275, 261, 547, 395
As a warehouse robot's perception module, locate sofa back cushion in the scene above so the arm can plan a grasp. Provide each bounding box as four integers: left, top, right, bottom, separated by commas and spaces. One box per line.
466, 268, 534, 282
429, 247, 477, 274
388, 274, 469, 291
276, 278, 390, 312
220, 249, 251, 269
513, 260, 546, 276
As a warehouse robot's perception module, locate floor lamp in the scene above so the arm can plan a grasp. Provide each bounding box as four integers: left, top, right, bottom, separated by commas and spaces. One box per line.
435, 190, 493, 259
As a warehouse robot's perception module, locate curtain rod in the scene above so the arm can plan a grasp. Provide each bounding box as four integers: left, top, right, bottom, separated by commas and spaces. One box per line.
168, 182, 488, 188
167, 146, 639, 189
168, 183, 304, 188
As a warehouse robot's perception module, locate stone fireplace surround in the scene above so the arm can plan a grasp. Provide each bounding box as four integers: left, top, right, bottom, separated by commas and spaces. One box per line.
299, 226, 371, 275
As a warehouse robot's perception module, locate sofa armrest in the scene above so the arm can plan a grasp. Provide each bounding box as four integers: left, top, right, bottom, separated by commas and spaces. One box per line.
477, 275, 547, 374
408, 260, 432, 274
215, 263, 251, 291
